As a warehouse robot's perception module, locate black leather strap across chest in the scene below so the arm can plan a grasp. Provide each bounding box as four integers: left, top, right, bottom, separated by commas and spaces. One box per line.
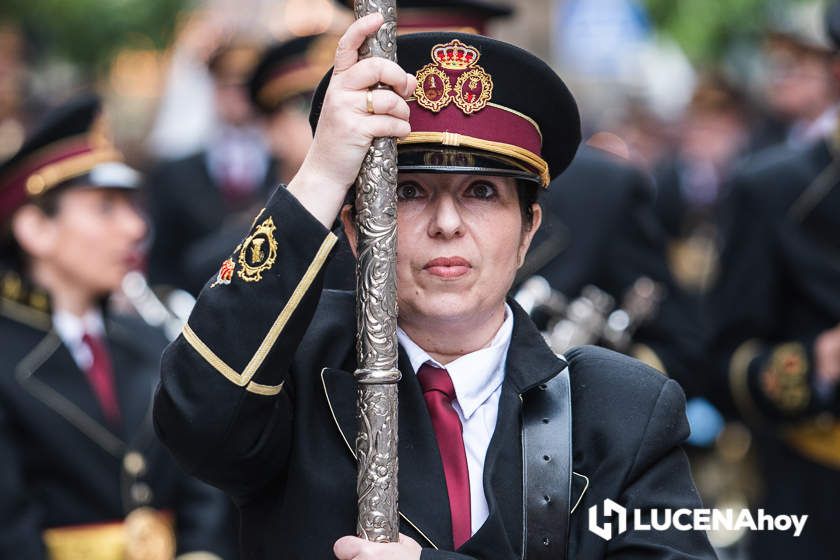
521, 365, 572, 560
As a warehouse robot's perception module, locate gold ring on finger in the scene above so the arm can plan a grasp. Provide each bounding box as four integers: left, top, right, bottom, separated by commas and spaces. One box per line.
366, 88, 375, 114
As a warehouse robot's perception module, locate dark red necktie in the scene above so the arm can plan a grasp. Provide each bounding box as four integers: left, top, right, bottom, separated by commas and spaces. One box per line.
81, 332, 121, 427
417, 364, 471, 549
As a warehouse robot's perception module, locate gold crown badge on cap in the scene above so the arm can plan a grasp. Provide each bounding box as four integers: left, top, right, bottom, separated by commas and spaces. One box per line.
414, 39, 494, 115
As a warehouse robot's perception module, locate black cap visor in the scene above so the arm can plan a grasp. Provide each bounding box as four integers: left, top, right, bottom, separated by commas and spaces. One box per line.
397, 145, 541, 185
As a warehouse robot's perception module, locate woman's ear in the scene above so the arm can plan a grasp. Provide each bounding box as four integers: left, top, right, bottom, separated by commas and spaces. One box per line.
517, 203, 542, 268
339, 204, 359, 259
11, 205, 56, 260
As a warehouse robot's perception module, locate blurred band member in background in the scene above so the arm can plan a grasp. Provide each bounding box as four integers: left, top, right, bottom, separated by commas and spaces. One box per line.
707, 3, 840, 558
248, 34, 339, 186
756, 1, 840, 149
654, 75, 751, 294
0, 94, 234, 559
145, 38, 274, 296
183, 32, 339, 294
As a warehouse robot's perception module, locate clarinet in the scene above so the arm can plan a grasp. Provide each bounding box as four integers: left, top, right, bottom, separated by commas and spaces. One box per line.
120, 271, 195, 342
514, 275, 662, 354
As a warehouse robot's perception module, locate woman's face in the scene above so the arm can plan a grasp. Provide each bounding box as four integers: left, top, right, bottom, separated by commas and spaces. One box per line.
344, 173, 541, 330
20, 188, 146, 298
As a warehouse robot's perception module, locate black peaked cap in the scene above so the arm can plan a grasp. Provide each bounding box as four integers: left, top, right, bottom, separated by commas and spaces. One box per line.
309, 32, 580, 183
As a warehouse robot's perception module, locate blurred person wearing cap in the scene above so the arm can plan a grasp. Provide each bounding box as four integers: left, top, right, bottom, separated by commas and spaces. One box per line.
154, 15, 715, 559
178, 34, 340, 296
0, 94, 234, 559
145, 39, 275, 296
757, 0, 840, 149
248, 34, 339, 185
656, 75, 750, 239
653, 74, 751, 292
706, 3, 840, 558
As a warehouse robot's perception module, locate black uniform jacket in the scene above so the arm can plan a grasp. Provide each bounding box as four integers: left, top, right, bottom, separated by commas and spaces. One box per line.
154, 186, 715, 559
519, 146, 706, 397
706, 139, 840, 558
0, 289, 234, 558
708, 138, 840, 425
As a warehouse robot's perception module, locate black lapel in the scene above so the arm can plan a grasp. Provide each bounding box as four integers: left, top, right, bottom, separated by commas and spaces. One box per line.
16, 331, 125, 457
321, 349, 453, 550
503, 300, 568, 394
321, 367, 357, 453
28, 334, 110, 426
107, 321, 156, 441
394, 349, 454, 550
461, 383, 523, 557
570, 472, 590, 515
506, 302, 591, 516
460, 302, 563, 556
467, 302, 590, 554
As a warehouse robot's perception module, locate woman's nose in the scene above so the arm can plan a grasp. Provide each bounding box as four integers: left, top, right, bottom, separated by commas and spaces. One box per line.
427, 195, 464, 239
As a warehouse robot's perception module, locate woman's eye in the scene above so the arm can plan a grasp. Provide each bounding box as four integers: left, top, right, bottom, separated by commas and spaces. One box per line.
466, 181, 497, 199
396, 182, 422, 200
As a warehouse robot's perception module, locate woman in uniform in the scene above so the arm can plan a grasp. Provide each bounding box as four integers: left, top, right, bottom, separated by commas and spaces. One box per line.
155, 15, 715, 560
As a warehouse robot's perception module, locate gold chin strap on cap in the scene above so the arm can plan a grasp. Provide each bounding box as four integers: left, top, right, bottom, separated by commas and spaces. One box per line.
399, 131, 550, 187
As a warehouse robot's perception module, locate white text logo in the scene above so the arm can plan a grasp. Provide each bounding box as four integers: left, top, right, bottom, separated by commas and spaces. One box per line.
588, 499, 808, 541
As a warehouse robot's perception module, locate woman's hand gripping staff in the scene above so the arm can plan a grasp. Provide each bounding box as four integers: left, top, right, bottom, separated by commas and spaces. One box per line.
287, 13, 417, 229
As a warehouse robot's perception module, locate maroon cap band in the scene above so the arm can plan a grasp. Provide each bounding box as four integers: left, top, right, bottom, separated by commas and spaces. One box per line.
0, 136, 121, 223
408, 101, 542, 155
404, 99, 548, 183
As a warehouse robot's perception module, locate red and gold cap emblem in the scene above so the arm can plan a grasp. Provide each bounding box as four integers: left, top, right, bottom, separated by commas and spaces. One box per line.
414, 39, 493, 115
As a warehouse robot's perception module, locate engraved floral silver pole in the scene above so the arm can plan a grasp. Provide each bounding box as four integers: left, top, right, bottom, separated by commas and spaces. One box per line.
352, 0, 401, 544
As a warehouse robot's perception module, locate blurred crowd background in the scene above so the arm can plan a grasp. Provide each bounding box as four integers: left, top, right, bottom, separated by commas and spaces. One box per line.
1, 0, 836, 293
1, 0, 839, 558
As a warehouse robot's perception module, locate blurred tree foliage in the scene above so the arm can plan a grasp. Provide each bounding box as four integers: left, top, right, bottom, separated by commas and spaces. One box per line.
0, 0, 187, 74
643, 0, 811, 62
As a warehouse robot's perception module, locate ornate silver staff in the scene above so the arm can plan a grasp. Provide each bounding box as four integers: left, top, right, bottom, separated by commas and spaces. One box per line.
351, 0, 401, 544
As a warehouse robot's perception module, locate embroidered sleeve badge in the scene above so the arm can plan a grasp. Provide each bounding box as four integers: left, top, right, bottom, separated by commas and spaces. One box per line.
414, 39, 493, 115
760, 342, 810, 413
237, 217, 278, 282
210, 258, 236, 288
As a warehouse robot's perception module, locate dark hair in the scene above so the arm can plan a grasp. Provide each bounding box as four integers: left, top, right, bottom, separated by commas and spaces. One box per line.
516, 179, 539, 230
0, 186, 65, 270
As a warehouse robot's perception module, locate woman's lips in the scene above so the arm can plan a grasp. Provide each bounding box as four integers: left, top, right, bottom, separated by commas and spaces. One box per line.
423, 256, 471, 278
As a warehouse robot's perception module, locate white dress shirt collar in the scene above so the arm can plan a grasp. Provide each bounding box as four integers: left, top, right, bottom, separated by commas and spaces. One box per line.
397, 304, 514, 420
52, 309, 105, 371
